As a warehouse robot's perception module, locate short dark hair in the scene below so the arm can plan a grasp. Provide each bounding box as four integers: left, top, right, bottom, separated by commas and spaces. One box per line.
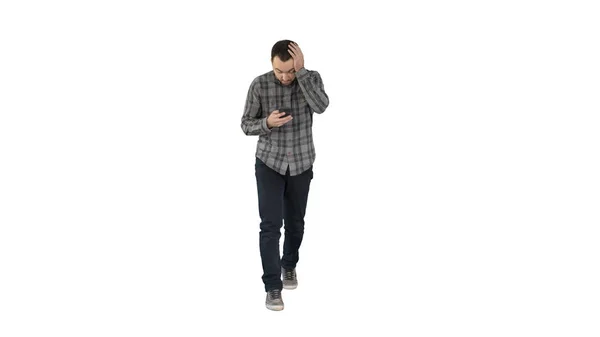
271, 40, 296, 62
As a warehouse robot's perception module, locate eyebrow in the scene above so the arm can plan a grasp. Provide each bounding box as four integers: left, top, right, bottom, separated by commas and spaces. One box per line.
275, 68, 295, 73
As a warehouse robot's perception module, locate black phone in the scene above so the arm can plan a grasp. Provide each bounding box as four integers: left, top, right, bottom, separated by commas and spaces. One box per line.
279, 107, 291, 117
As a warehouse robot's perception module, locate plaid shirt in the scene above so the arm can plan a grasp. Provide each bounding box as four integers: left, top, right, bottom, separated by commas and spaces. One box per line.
241, 68, 329, 176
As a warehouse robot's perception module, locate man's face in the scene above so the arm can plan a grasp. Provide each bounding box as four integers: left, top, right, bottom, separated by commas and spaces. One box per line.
272, 56, 296, 86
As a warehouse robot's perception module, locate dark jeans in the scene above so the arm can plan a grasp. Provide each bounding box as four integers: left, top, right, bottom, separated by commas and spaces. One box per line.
255, 157, 313, 291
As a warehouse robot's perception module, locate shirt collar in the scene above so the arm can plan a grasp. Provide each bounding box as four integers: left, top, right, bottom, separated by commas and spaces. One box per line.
269, 71, 296, 86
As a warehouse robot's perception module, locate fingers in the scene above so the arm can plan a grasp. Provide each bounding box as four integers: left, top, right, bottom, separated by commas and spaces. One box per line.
278, 115, 293, 125
274, 117, 292, 127
271, 109, 290, 116
280, 116, 293, 126
269, 110, 293, 127
288, 42, 301, 55
288, 43, 303, 68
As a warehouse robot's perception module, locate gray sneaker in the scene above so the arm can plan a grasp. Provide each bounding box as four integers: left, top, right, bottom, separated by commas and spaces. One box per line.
265, 289, 284, 311
282, 268, 298, 290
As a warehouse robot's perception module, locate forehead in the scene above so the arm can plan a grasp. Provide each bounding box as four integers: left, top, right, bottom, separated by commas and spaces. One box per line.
272, 56, 294, 71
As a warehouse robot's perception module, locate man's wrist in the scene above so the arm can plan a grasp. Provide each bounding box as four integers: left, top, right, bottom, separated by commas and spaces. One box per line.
263, 117, 273, 131
296, 67, 309, 79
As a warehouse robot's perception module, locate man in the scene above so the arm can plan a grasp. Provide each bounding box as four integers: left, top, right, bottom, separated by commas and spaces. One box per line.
241, 40, 329, 311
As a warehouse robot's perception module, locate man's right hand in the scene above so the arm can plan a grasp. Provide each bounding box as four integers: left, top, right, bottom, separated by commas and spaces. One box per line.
266, 110, 293, 129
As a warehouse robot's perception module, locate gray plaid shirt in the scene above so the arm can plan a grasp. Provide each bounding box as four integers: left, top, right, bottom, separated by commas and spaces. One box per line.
241, 68, 329, 176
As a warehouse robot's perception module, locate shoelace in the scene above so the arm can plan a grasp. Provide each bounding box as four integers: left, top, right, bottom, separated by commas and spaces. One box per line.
284, 269, 295, 280
269, 289, 281, 299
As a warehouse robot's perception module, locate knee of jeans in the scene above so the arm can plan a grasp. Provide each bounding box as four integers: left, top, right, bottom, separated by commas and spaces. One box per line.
284, 218, 305, 229
260, 219, 283, 232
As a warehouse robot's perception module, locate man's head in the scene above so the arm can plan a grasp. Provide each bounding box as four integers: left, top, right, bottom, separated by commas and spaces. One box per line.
271, 40, 296, 86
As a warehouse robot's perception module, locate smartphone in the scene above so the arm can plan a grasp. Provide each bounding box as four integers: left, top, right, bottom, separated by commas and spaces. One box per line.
279, 107, 291, 118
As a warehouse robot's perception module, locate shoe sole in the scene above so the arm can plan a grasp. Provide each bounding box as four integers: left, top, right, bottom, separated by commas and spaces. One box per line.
283, 284, 297, 290
266, 304, 284, 311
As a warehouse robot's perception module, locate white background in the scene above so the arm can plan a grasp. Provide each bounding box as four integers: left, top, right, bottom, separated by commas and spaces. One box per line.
1, 0, 599, 336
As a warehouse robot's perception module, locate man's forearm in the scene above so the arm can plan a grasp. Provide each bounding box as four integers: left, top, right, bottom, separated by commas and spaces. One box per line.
241, 117, 271, 136
296, 68, 329, 114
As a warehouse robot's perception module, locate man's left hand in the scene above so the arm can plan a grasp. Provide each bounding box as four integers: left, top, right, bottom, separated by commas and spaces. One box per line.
288, 42, 304, 72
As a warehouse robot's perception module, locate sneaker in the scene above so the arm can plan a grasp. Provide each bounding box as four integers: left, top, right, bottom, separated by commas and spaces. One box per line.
265, 289, 284, 311
282, 268, 298, 290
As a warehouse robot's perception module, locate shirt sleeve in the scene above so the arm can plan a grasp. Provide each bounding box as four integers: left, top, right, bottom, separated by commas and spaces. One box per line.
241, 79, 272, 136
296, 68, 329, 114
